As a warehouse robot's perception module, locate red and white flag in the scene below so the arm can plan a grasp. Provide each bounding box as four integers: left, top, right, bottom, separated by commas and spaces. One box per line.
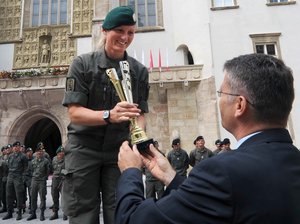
149, 50, 153, 72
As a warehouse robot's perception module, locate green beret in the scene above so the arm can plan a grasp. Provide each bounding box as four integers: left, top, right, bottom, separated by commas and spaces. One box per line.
56, 146, 64, 154
102, 6, 136, 30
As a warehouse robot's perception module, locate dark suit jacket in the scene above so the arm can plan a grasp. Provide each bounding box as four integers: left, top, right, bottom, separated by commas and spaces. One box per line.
115, 129, 300, 224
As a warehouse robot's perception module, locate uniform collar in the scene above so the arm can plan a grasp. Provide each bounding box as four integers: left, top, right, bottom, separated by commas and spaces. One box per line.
97, 48, 128, 69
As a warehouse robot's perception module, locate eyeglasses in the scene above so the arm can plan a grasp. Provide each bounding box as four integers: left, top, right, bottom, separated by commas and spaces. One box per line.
217, 91, 255, 108
217, 91, 239, 98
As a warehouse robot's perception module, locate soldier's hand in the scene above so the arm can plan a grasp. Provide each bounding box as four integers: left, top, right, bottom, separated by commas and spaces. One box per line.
109, 101, 141, 123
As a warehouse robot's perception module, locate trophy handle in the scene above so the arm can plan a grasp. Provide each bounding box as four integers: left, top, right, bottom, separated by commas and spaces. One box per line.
106, 68, 126, 102
120, 61, 133, 103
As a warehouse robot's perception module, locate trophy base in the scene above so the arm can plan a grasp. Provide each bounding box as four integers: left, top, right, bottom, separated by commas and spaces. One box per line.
136, 138, 154, 156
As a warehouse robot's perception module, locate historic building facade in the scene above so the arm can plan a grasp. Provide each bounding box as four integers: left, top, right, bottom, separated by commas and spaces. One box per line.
1, 0, 299, 157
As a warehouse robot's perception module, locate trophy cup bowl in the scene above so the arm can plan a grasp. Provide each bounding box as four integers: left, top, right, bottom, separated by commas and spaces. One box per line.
106, 62, 153, 156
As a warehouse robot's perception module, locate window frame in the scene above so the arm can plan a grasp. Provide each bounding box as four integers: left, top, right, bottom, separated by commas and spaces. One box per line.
266, 0, 296, 6
211, 0, 239, 10
249, 33, 282, 59
119, 0, 164, 32
30, 0, 68, 27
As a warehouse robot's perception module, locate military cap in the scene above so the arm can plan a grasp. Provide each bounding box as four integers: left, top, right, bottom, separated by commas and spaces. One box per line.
222, 138, 231, 145
13, 141, 21, 147
172, 138, 180, 146
56, 146, 64, 154
102, 6, 136, 30
25, 147, 33, 153
193, 136, 204, 145
215, 139, 222, 145
1, 146, 6, 152
7, 144, 12, 148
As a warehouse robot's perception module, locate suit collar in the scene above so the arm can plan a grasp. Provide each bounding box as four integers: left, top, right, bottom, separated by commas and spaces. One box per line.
238, 128, 293, 149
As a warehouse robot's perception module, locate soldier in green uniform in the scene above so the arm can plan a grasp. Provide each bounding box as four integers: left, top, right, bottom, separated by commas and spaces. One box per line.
189, 136, 214, 167
34, 142, 51, 161
2, 141, 28, 220
23, 147, 33, 213
167, 139, 190, 178
0, 146, 6, 209
27, 146, 50, 221
62, 6, 150, 224
0, 144, 10, 214
49, 146, 67, 220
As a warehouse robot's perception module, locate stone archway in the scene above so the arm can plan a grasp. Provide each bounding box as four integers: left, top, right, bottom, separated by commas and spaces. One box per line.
24, 117, 61, 159
7, 107, 65, 159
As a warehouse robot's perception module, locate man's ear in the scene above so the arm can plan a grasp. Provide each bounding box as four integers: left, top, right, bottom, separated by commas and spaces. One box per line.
234, 96, 248, 117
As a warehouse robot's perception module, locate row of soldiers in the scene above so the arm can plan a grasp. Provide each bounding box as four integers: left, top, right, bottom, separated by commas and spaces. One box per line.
0, 141, 66, 221
167, 136, 232, 177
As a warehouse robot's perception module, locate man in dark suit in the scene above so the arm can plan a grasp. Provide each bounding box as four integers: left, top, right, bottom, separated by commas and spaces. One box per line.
116, 53, 300, 224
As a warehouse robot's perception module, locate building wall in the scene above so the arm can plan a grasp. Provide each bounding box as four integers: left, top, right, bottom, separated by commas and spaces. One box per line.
209, 0, 300, 147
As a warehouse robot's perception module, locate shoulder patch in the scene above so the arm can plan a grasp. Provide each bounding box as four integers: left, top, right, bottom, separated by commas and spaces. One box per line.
66, 78, 75, 91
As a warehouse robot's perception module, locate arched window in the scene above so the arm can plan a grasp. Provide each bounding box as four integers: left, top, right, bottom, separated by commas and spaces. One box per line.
176, 45, 194, 66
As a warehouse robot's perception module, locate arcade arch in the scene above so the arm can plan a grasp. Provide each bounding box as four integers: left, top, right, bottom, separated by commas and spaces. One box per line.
7, 107, 65, 159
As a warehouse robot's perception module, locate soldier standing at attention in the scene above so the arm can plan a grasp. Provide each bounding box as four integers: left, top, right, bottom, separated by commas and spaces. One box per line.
27, 146, 50, 221
35, 142, 51, 161
0, 146, 5, 209
23, 147, 33, 213
0, 144, 10, 214
2, 141, 28, 220
167, 139, 189, 178
189, 136, 214, 167
49, 146, 67, 221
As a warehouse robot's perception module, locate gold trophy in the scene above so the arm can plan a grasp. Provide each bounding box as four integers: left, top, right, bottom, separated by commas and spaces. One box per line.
106, 61, 153, 155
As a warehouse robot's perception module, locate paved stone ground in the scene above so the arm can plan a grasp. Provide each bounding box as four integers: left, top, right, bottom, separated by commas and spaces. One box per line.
0, 180, 104, 224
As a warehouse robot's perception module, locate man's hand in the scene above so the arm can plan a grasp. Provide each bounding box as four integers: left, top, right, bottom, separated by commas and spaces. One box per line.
141, 144, 176, 187
118, 141, 143, 172
118, 141, 176, 186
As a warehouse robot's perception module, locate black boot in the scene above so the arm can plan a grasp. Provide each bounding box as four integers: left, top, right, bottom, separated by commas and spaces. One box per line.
40, 210, 45, 221
16, 209, 22, 220
27, 211, 37, 221
2, 211, 13, 220
63, 214, 68, 221
49, 211, 58, 220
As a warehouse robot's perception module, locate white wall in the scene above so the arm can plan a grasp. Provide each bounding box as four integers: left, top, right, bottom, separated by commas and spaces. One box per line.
0, 44, 14, 70
209, 0, 300, 147
127, 0, 213, 77
77, 37, 93, 56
